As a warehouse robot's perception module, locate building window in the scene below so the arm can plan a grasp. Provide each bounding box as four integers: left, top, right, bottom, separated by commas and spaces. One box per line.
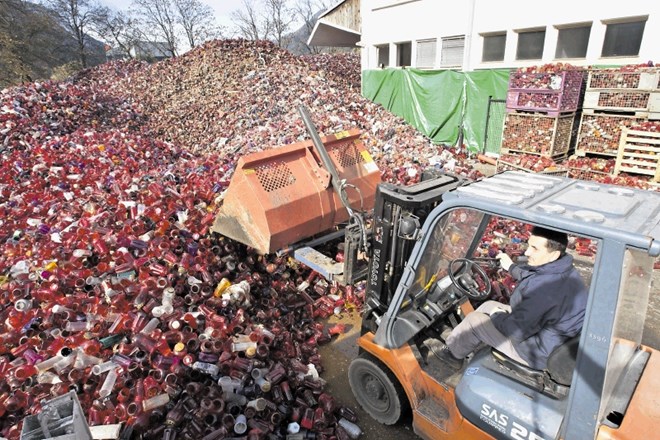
516, 29, 546, 60
482, 33, 506, 62
397, 42, 411, 67
376, 44, 390, 67
441, 35, 465, 68
602, 18, 646, 57
416, 39, 436, 68
556, 24, 591, 59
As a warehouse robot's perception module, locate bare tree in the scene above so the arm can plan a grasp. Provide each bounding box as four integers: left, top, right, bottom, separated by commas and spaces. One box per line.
45, 0, 105, 68
230, 0, 270, 41
294, 0, 331, 54
131, 0, 178, 57
173, 0, 222, 48
94, 7, 143, 59
264, 0, 294, 48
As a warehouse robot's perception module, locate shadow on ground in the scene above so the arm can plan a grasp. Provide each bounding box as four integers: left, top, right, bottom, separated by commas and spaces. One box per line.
319, 311, 419, 440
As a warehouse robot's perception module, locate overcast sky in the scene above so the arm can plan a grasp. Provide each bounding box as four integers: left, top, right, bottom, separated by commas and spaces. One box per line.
98, 0, 248, 27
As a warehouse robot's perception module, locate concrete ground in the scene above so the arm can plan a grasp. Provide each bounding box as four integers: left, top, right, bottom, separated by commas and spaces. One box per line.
319, 310, 419, 440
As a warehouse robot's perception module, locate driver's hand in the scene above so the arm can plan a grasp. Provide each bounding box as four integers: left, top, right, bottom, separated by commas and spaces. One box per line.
496, 252, 514, 271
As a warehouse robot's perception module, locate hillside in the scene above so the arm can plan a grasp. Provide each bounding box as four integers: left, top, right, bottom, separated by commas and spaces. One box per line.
0, 0, 105, 87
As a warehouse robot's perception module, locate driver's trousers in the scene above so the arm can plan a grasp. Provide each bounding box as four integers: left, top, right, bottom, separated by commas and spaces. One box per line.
445, 301, 529, 365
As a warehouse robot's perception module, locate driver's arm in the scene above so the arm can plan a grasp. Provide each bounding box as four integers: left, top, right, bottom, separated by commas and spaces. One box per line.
497, 252, 530, 282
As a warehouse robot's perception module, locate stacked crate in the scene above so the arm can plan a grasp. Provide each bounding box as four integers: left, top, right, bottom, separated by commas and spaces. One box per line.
501, 67, 585, 161
577, 67, 660, 157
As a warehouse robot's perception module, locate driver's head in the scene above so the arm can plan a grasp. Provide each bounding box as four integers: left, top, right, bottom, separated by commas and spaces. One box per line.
525, 227, 568, 267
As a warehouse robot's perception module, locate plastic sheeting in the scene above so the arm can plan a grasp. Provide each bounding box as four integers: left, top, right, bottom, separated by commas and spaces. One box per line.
362, 68, 509, 152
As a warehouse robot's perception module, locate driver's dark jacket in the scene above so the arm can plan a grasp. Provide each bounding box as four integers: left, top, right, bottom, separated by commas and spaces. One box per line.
490, 254, 588, 370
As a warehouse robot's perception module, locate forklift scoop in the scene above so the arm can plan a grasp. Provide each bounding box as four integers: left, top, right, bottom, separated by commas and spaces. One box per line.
212, 129, 381, 254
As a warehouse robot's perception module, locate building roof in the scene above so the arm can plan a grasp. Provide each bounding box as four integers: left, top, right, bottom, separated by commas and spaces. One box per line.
318, 0, 348, 19
308, 21, 361, 47
307, 0, 361, 47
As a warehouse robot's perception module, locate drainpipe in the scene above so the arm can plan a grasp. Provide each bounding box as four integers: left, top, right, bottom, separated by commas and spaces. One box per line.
462, 0, 477, 72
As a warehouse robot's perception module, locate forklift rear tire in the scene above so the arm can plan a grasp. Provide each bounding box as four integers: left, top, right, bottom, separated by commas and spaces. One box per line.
348, 353, 409, 425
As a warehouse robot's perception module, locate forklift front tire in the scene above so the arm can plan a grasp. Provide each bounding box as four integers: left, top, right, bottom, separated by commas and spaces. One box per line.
348, 353, 409, 425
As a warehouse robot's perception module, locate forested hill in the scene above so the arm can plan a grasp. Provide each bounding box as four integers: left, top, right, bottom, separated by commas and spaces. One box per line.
0, 0, 105, 88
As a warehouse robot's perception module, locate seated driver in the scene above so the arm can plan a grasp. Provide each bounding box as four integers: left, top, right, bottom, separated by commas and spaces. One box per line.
439, 227, 588, 370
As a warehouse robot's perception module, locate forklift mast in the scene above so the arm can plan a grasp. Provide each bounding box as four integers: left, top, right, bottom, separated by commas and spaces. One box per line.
362, 173, 465, 332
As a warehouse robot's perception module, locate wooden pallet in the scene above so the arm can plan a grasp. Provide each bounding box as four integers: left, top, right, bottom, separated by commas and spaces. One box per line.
496, 159, 569, 177
501, 148, 568, 162
505, 107, 576, 117
614, 128, 660, 182
574, 149, 618, 158
568, 167, 612, 181
581, 108, 658, 119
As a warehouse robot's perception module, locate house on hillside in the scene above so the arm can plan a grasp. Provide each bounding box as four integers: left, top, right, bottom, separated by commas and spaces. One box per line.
105, 41, 171, 62
105, 45, 127, 61
130, 41, 171, 62
311, 0, 659, 71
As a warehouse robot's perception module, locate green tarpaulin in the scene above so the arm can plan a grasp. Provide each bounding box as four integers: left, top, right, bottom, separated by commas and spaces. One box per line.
362, 68, 510, 152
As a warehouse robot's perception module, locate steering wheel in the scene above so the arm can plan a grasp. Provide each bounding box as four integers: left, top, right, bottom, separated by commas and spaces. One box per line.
448, 258, 492, 301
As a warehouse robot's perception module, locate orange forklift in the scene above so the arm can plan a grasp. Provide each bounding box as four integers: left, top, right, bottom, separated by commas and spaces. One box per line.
214, 108, 660, 439
348, 173, 660, 440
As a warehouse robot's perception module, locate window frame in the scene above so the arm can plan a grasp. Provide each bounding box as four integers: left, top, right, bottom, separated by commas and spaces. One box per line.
601, 16, 647, 58
404, 208, 486, 297
515, 27, 546, 61
481, 31, 507, 62
555, 23, 592, 59
416, 39, 437, 69
396, 41, 412, 67
440, 35, 465, 68
376, 44, 390, 68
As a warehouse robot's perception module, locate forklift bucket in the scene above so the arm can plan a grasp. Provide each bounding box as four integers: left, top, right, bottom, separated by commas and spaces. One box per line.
212, 129, 381, 254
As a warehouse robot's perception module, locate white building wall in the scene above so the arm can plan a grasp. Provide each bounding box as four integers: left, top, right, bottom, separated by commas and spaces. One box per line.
360, 0, 660, 71
469, 0, 660, 70
361, 0, 470, 69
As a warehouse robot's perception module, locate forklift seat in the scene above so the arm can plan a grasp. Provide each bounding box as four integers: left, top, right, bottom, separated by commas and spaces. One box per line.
490, 349, 545, 384
546, 334, 580, 386
491, 334, 580, 393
